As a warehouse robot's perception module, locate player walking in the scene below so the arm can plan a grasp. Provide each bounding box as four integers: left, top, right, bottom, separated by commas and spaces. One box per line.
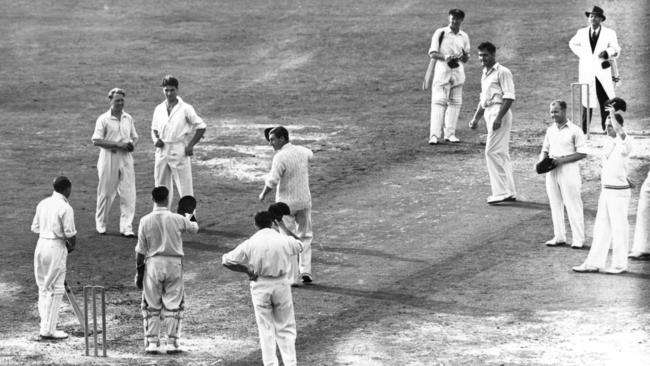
423, 8, 470, 144
468, 42, 517, 204
259, 126, 314, 285
31, 176, 77, 340
92, 88, 138, 236
134, 186, 199, 354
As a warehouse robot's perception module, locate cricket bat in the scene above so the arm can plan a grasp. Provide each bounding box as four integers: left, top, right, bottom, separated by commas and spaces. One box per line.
64, 281, 85, 331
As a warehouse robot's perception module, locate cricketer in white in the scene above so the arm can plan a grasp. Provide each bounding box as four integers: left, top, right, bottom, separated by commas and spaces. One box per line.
92, 88, 138, 236
135, 186, 199, 354
223, 211, 304, 366
31, 176, 77, 340
259, 126, 314, 285
574, 111, 633, 274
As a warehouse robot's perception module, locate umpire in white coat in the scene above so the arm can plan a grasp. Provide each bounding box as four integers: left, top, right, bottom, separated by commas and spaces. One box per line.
92, 88, 138, 236
569, 6, 621, 132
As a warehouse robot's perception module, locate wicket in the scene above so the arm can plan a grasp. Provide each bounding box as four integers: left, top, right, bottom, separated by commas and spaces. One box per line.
83, 285, 107, 357
571, 82, 591, 138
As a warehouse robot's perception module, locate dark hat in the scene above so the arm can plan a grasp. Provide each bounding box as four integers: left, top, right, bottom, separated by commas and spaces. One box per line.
448, 8, 465, 19
605, 97, 627, 112
585, 6, 606, 21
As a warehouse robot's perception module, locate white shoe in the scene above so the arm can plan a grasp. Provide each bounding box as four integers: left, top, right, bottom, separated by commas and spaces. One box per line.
572, 264, 599, 273
40, 330, 68, 340
121, 231, 136, 238
445, 135, 460, 143
602, 267, 627, 274
145, 341, 160, 354
96, 228, 106, 235
545, 238, 567, 247
428, 136, 438, 145
167, 339, 182, 354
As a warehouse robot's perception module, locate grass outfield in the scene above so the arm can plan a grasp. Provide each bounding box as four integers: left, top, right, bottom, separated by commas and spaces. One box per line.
1, 1, 649, 364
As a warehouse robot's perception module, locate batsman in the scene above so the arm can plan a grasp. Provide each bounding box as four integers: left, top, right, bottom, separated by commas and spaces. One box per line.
134, 187, 198, 354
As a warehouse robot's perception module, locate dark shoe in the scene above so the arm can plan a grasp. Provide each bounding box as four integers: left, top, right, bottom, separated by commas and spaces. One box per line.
301, 273, 313, 283
40, 330, 68, 340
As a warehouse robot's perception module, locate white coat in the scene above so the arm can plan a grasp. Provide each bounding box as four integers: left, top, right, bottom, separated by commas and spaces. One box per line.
569, 25, 620, 108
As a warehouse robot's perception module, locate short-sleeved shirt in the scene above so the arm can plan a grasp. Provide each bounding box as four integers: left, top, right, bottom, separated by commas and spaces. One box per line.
601, 136, 633, 187
31, 192, 77, 240
222, 228, 303, 278
265, 143, 313, 211
135, 207, 199, 258
428, 26, 470, 85
542, 121, 587, 158
151, 97, 207, 144
480, 63, 516, 108
92, 110, 139, 146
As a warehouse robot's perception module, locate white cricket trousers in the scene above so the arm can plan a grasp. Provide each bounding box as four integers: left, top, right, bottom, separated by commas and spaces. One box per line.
141, 256, 184, 345
95, 149, 136, 233
545, 162, 585, 246
430, 83, 463, 140
34, 238, 67, 335
250, 277, 297, 366
584, 188, 631, 269
484, 105, 516, 199
631, 174, 650, 254
283, 208, 313, 283
154, 142, 194, 206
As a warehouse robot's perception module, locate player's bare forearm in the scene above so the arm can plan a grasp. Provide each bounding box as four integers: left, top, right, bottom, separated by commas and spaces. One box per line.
554, 152, 587, 166
259, 186, 272, 202
496, 99, 514, 120
65, 236, 76, 253
469, 104, 485, 129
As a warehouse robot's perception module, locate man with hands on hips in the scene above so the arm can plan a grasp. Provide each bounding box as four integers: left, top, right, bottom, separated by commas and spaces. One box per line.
468, 42, 517, 204
151, 75, 206, 206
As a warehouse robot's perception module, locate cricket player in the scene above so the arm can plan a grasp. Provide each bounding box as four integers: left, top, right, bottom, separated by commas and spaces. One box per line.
468, 42, 517, 204
92, 88, 138, 236
259, 126, 314, 284
151, 75, 206, 206
135, 186, 199, 354
31, 176, 77, 339
423, 8, 470, 144
540, 100, 587, 248
629, 170, 650, 259
569, 6, 621, 132
573, 112, 632, 274
223, 211, 304, 366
